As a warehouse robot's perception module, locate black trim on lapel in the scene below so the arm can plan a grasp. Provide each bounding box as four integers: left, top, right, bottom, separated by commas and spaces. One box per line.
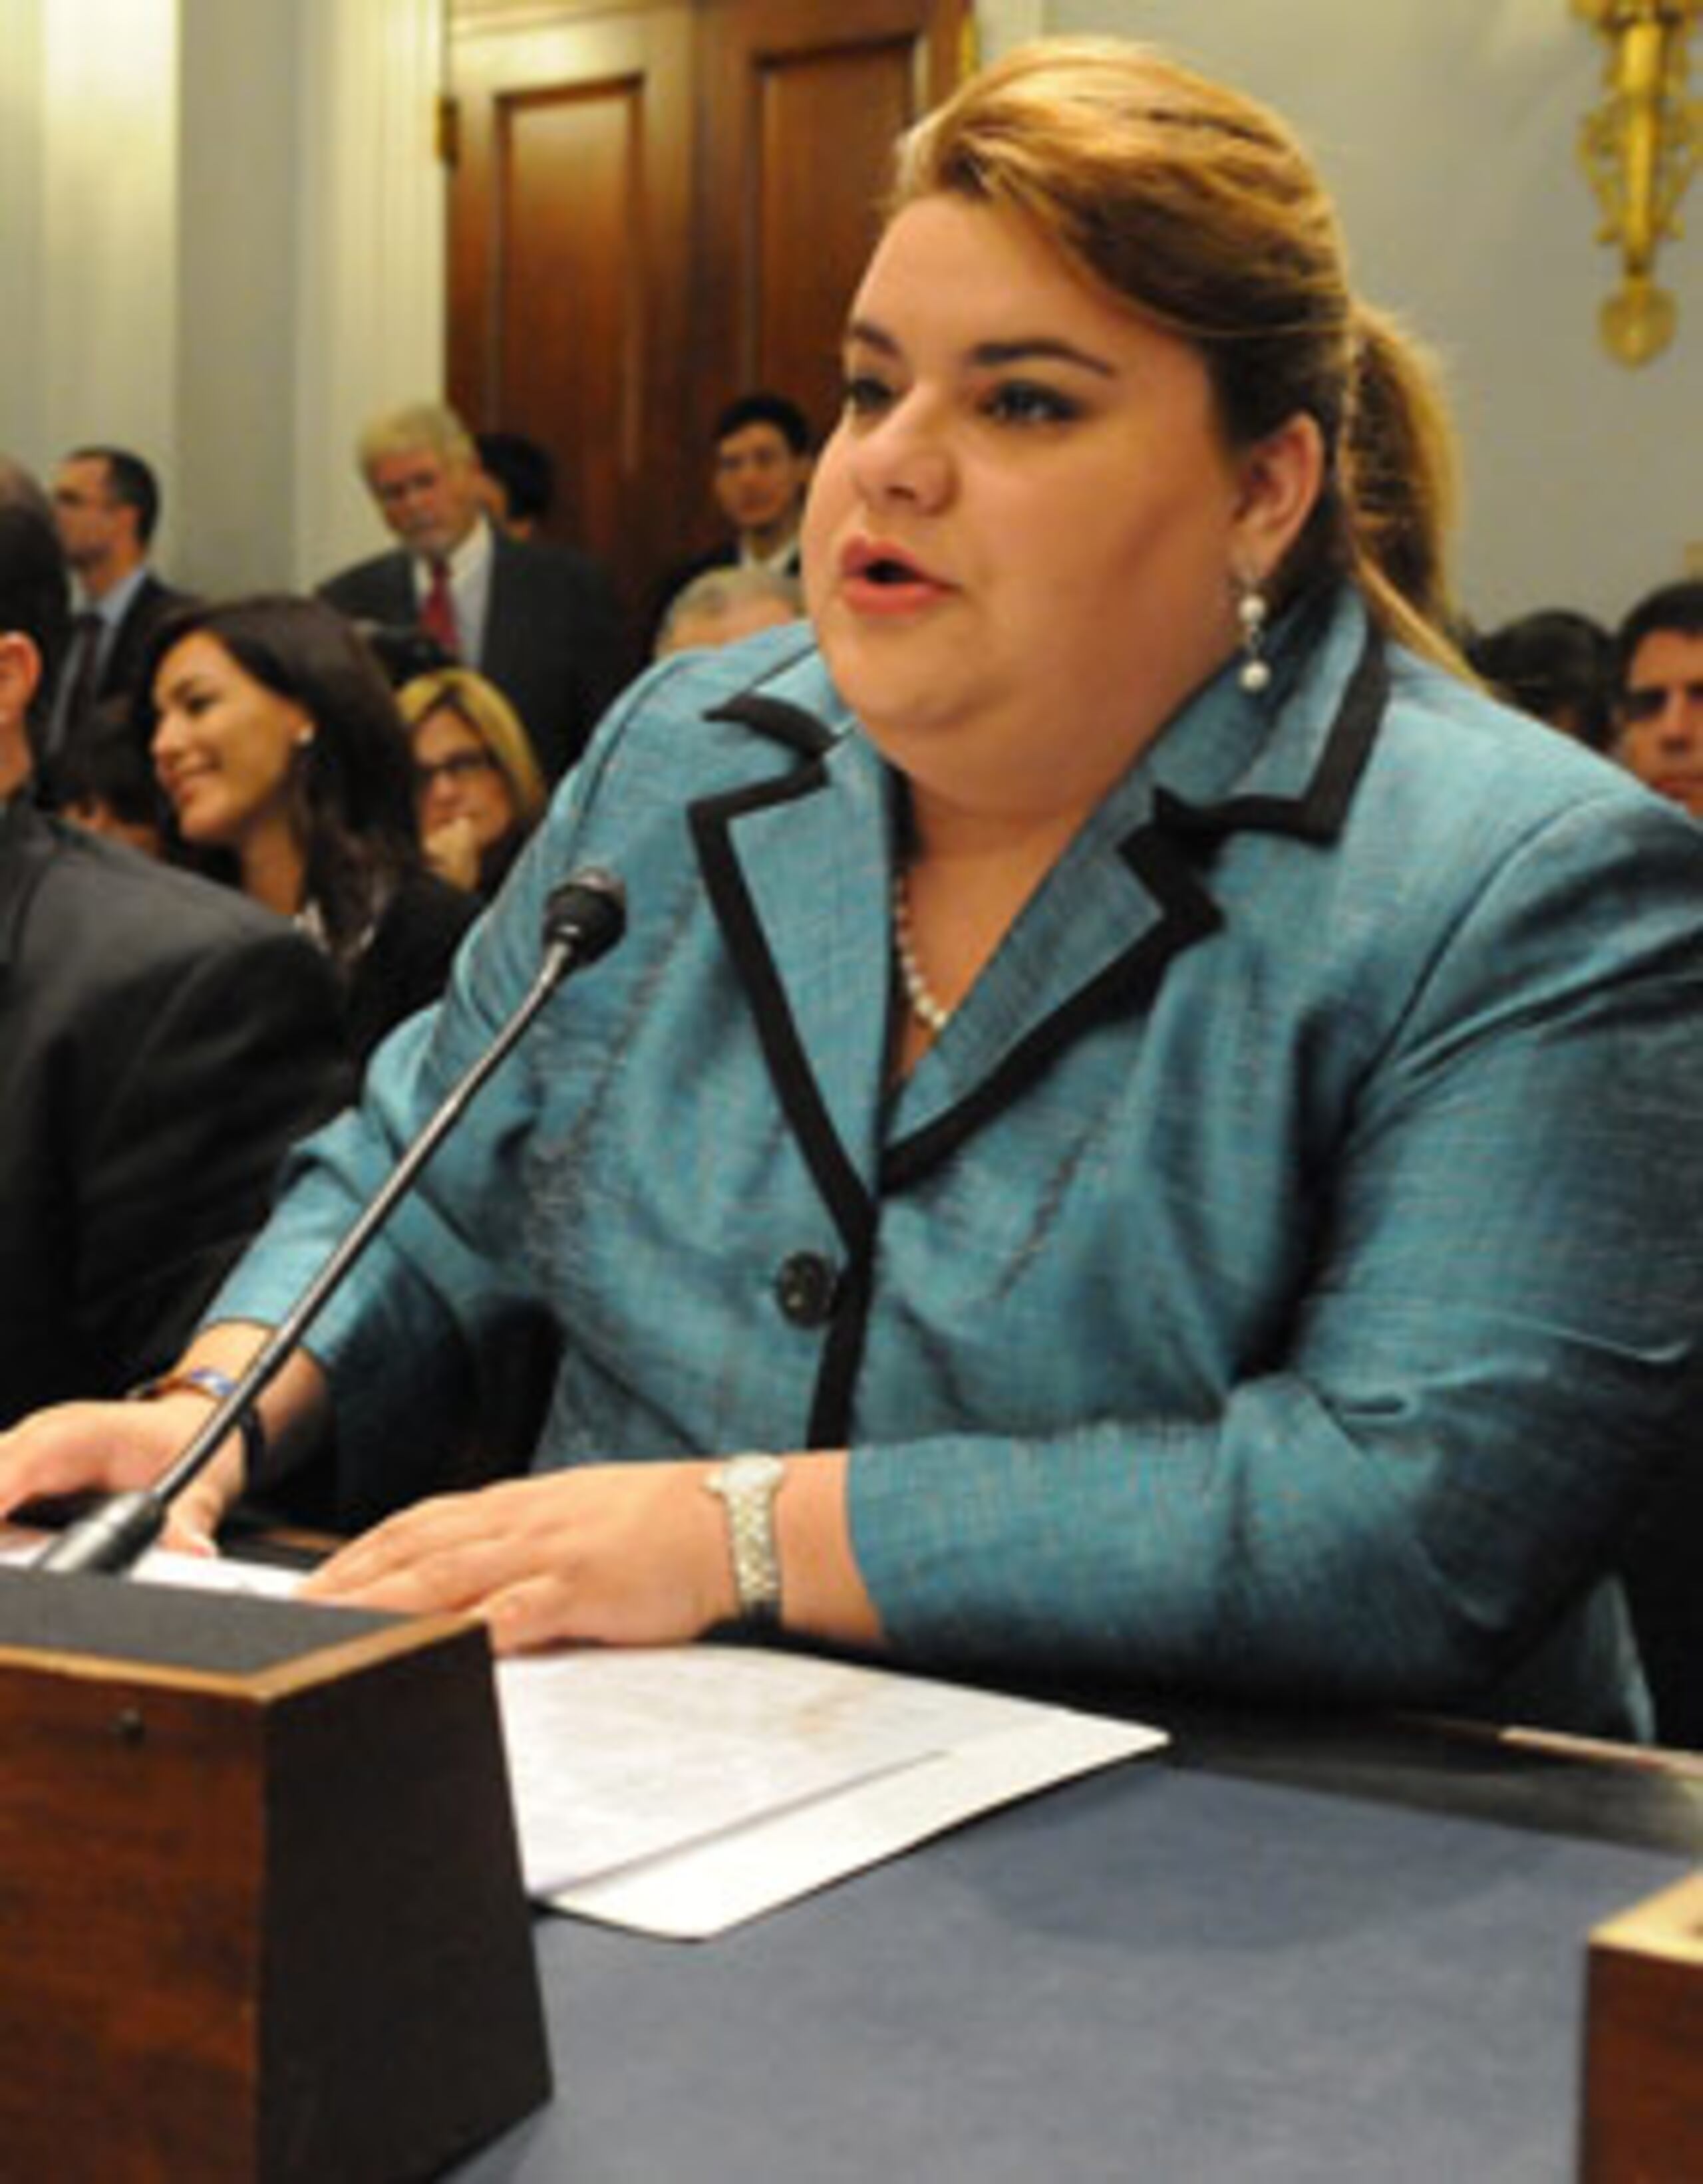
705, 689, 838, 759
690, 763, 863, 1243
1152, 620, 1387, 845
808, 1247, 879, 1448
690, 759, 881, 1448
883, 623, 1390, 1191
689, 620, 1390, 1443
882, 826, 1222, 1190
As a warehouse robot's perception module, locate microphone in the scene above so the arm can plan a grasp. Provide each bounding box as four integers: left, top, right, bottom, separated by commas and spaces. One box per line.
37, 867, 627, 1577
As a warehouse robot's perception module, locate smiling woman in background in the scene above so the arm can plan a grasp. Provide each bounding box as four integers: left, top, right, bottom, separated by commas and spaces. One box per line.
7, 41, 1703, 1740
144, 595, 476, 1063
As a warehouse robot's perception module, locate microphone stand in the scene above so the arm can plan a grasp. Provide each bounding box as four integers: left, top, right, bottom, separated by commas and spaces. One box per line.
37, 872, 625, 1577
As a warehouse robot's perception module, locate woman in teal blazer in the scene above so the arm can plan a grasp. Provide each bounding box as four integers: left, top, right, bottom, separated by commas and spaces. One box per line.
7, 42, 1703, 1737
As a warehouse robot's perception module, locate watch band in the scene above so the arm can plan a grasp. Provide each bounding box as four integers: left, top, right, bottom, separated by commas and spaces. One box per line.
127, 1365, 267, 1486
704, 1454, 786, 1626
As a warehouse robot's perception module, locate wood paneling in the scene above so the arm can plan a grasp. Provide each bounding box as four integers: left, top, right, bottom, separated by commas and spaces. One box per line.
496, 81, 641, 555
448, 6, 693, 616
751, 42, 916, 428
693, 0, 967, 493
448, 0, 969, 616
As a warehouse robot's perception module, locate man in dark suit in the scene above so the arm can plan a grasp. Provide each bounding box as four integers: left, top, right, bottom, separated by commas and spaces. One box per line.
649, 391, 814, 643
41, 446, 192, 797
0, 489, 351, 1426
319, 401, 625, 780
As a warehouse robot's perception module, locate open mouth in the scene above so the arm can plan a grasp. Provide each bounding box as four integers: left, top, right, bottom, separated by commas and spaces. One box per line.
842, 539, 945, 596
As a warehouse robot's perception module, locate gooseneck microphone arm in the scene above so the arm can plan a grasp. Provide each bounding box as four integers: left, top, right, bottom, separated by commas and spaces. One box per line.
37, 869, 627, 1579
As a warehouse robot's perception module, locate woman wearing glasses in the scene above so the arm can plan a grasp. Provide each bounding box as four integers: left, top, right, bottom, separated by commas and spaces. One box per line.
399, 666, 549, 899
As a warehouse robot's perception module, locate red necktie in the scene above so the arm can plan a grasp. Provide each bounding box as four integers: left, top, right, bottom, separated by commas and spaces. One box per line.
420, 559, 460, 656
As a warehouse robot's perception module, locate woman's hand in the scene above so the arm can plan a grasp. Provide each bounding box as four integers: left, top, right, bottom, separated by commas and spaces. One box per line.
423, 815, 482, 893
0, 1394, 241, 1556
300, 1463, 741, 1652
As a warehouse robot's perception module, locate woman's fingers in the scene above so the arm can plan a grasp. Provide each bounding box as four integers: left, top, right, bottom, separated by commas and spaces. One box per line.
301, 1464, 732, 1649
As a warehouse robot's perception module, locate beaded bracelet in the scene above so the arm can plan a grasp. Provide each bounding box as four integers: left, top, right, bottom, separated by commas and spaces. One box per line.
128, 1364, 267, 1486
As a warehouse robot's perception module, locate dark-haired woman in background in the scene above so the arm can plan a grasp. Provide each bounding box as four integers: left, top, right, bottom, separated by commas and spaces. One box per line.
142, 595, 477, 1063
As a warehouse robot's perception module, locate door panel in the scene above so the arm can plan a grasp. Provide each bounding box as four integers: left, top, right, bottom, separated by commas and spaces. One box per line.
751, 41, 917, 423
496, 81, 641, 561
448, 0, 968, 619
449, 6, 693, 620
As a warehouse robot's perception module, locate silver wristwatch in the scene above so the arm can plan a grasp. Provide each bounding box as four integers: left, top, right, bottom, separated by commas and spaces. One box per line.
704, 1453, 786, 1626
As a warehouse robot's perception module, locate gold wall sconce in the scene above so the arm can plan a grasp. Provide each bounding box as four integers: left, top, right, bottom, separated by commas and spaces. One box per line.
1575, 0, 1703, 362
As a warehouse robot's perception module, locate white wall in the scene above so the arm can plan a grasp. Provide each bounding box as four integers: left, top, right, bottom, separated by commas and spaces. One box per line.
0, 0, 445, 592
0, 1, 182, 551
177, 0, 299, 591
0, 0, 48, 465
1032, 0, 1703, 625
5, 1, 1692, 620
291, 0, 448, 586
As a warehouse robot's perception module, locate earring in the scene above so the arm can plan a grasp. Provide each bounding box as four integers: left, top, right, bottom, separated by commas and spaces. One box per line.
295, 727, 315, 749
1235, 575, 1271, 695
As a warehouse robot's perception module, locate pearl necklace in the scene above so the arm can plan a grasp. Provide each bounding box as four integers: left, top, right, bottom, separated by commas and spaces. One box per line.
892, 870, 953, 1034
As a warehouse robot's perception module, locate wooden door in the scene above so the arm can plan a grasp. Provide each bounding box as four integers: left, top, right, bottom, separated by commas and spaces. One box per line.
693, 0, 970, 469
447, 0, 969, 622
447, 3, 695, 622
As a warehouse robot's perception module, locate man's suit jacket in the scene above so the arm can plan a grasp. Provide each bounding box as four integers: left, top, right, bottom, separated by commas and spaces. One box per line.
0, 800, 351, 1423
319, 527, 627, 779
32, 571, 194, 800
95, 571, 193, 711
218, 591, 1703, 1736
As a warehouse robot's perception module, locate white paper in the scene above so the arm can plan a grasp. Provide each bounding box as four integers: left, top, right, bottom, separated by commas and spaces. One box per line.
0, 1532, 300, 1598
551, 1703, 1161, 1939
2, 1533, 1165, 1937
496, 1644, 1164, 1937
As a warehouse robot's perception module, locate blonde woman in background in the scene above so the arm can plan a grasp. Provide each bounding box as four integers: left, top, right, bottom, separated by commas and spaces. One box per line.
398, 666, 548, 899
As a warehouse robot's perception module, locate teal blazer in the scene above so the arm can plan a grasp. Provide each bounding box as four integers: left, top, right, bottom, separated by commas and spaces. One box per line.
216, 587, 1703, 1736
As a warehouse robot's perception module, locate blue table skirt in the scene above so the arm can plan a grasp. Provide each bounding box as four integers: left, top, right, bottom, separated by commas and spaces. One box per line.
456, 1757, 1692, 2182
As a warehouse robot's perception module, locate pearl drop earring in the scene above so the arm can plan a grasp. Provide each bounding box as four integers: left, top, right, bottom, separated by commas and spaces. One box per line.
1236, 579, 1271, 695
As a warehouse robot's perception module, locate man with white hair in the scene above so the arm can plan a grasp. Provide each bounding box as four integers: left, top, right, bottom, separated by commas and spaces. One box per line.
320, 400, 625, 780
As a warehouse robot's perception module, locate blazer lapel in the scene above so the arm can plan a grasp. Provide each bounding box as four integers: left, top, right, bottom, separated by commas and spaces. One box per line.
881, 777, 1221, 1180
687, 589, 1386, 1206
885, 590, 1388, 1184
689, 698, 893, 1255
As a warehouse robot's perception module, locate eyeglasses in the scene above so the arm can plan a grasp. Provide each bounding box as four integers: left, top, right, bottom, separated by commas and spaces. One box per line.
414, 750, 498, 790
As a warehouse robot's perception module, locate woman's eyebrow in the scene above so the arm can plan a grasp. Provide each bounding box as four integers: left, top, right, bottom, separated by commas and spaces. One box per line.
842, 319, 1114, 377
970, 337, 1116, 377
842, 317, 902, 357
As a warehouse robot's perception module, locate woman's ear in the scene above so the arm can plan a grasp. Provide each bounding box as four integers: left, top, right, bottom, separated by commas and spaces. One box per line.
1230, 411, 1326, 579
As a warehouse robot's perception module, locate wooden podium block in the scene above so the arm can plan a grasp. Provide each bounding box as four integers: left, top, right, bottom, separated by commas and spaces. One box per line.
0, 1568, 551, 2182
1582, 1870, 1703, 2181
